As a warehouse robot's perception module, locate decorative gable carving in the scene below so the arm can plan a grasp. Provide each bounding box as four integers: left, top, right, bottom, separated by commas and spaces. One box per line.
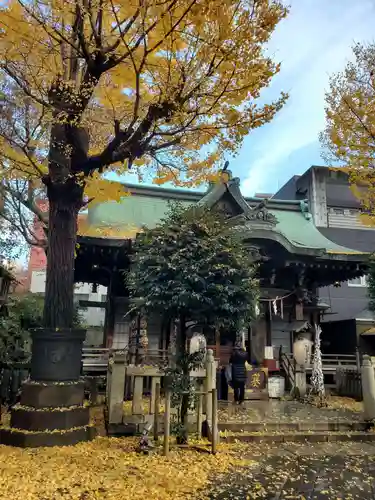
214, 191, 243, 219
245, 200, 278, 226
199, 165, 278, 228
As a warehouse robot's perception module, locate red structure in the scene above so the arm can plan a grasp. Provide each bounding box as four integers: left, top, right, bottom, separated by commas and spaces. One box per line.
27, 200, 86, 289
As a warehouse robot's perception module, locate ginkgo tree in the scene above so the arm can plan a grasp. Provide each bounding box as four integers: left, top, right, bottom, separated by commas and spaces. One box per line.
320, 43, 375, 222
0, 0, 288, 330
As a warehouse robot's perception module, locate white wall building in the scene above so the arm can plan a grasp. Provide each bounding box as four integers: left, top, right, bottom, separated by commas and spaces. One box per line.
30, 270, 107, 345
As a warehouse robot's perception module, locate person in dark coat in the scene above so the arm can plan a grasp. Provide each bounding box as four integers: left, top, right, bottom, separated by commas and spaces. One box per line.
229, 344, 248, 404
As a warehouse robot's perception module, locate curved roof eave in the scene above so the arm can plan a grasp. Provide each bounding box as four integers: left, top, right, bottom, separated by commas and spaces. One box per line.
239, 227, 368, 262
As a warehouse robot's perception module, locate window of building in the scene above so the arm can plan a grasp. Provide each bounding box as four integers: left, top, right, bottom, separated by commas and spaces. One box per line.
347, 276, 368, 287
349, 209, 359, 216
101, 295, 107, 302
329, 170, 339, 179
75, 293, 90, 302
331, 208, 345, 215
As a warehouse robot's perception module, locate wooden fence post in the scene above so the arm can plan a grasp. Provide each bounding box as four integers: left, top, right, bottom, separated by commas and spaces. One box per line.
153, 382, 160, 442
108, 352, 127, 424
150, 376, 161, 414
106, 361, 111, 403
356, 347, 361, 372
204, 349, 215, 424
361, 355, 375, 421
132, 376, 144, 415
196, 392, 203, 439
211, 388, 218, 455
163, 389, 171, 457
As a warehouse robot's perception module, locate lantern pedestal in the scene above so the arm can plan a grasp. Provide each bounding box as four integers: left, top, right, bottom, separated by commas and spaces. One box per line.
0, 328, 96, 448
295, 367, 307, 398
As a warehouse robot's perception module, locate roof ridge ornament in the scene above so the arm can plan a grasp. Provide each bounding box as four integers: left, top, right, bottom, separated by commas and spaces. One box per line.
245, 199, 278, 225
299, 199, 312, 220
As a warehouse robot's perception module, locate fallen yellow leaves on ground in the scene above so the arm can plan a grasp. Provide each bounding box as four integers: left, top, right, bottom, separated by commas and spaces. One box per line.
325, 396, 363, 413
123, 398, 166, 415
0, 436, 257, 500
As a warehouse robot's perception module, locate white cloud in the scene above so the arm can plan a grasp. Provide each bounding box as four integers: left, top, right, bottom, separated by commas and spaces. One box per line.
240, 0, 375, 196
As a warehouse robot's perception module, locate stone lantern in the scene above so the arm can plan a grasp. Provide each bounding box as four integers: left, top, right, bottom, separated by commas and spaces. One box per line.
293, 335, 313, 368
293, 331, 313, 398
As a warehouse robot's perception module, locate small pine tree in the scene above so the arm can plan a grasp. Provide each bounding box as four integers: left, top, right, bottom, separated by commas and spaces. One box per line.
127, 203, 259, 337
127, 203, 259, 441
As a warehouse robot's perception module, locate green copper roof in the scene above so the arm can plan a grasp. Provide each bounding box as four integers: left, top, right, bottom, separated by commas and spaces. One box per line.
88, 196, 192, 228
268, 209, 363, 256
84, 182, 366, 259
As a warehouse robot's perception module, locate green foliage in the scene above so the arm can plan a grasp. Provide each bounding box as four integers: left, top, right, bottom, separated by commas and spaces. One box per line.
0, 293, 85, 362
127, 203, 259, 330
127, 204, 259, 441
0, 294, 38, 363
0, 216, 29, 261
165, 350, 205, 410
165, 349, 205, 440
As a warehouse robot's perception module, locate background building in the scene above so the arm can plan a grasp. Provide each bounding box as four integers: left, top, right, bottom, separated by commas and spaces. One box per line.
275, 166, 375, 355
26, 201, 107, 346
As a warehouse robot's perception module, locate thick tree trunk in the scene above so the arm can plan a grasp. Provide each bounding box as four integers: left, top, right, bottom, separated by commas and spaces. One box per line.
43, 195, 79, 329
43, 122, 87, 329
177, 315, 187, 358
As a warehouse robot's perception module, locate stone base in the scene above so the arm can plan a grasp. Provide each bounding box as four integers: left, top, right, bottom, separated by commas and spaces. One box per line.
20, 381, 85, 409
107, 422, 138, 437
0, 425, 96, 448
2, 379, 93, 448
11, 405, 90, 431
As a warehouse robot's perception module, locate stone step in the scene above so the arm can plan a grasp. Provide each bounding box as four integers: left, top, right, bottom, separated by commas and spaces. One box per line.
0, 424, 96, 448
218, 421, 370, 432
220, 431, 375, 444
10, 404, 90, 432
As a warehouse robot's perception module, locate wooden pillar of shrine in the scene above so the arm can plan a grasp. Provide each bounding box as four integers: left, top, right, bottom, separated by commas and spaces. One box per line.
247, 325, 252, 361
215, 328, 221, 364
103, 277, 116, 348
265, 303, 272, 347
295, 302, 304, 321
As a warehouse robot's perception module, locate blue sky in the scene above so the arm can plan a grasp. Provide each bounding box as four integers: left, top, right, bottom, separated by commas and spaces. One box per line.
117, 0, 375, 196
239, 0, 375, 196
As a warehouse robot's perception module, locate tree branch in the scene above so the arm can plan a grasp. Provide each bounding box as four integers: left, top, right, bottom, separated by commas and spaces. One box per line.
77, 100, 178, 175
103, 0, 181, 70
0, 181, 48, 226
145, 0, 198, 55
0, 204, 45, 248
342, 95, 375, 143
1, 64, 51, 109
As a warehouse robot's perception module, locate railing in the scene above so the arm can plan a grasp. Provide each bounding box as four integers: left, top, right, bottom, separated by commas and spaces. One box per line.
82, 348, 111, 373
128, 349, 169, 367
279, 348, 360, 392
336, 367, 362, 400
106, 349, 219, 451
280, 351, 295, 389
81, 348, 170, 374
281, 352, 357, 372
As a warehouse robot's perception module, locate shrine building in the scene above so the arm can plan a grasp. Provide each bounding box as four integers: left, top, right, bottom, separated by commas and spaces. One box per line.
74, 170, 368, 369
